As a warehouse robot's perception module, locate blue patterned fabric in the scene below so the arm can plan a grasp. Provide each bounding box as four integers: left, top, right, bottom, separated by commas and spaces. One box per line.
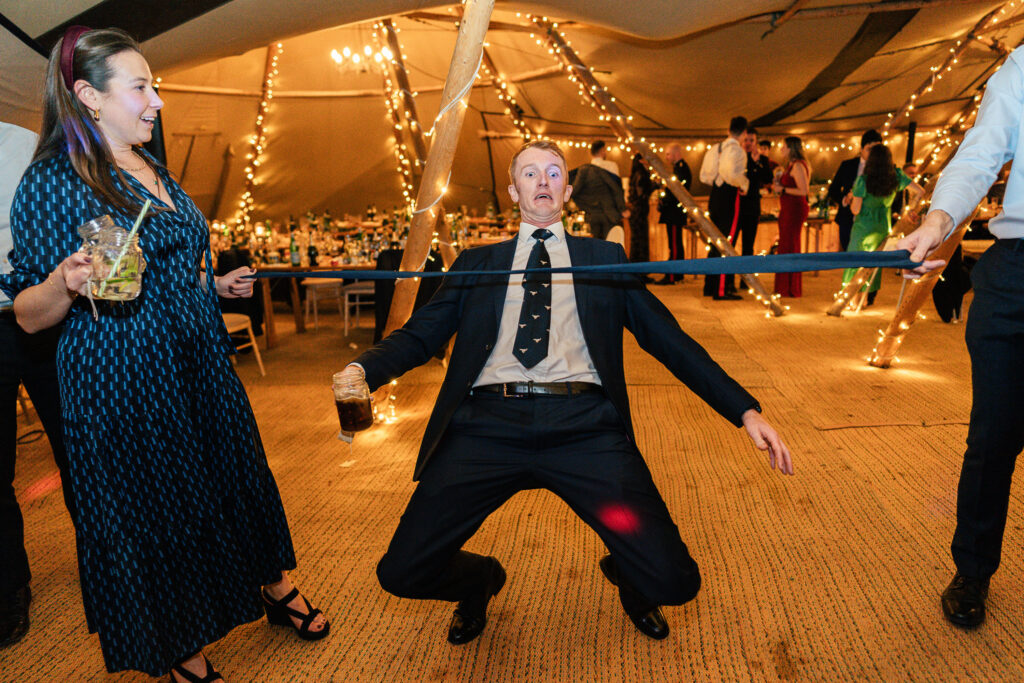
4, 152, 296, 675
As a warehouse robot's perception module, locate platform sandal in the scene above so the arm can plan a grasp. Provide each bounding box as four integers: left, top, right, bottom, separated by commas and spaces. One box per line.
261, 587, 330, 641
169, 652, 223, 683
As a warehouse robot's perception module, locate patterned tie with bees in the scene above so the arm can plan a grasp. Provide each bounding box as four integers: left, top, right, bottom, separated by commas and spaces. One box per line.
513, 228, 554, 369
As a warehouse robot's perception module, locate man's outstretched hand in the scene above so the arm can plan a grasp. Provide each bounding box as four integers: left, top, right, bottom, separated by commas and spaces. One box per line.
741, 409, 794, 475
897, 210, 953, 278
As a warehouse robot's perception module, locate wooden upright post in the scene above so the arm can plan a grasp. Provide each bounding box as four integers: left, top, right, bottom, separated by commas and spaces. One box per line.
532, 16, 784, 316
382, 0, 495, 337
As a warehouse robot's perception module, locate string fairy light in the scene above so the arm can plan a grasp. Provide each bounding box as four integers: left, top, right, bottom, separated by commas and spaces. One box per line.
235, 42, 283, 227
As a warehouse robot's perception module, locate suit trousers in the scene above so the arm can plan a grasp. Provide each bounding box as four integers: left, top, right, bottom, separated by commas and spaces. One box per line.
375, 391, 701, 616
587, 213, 614, 241
0, 314, 73, 596
737, 209, 759, 256
704, 184, 740, 297
952, 241, 1024, 579
663, 222, 686, 283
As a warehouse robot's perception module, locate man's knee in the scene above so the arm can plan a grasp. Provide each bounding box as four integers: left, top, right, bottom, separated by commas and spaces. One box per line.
376, 553, 422, 599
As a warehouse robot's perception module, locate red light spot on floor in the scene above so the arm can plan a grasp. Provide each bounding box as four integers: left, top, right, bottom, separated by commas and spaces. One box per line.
597, 503, 641, 535
21, 472, 63, 503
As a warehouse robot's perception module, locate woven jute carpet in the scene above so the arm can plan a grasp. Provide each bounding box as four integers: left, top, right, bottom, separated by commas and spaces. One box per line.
4, 269, 1021, 682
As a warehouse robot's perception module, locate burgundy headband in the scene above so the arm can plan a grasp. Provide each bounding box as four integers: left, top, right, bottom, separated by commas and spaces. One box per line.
60, 25, 92, 90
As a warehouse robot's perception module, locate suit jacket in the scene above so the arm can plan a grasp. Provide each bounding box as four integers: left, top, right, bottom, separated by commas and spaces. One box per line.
569, 164, 627, 224
657, 159, 693, 224
829, 157, 860, 228
355, 236, 759, 480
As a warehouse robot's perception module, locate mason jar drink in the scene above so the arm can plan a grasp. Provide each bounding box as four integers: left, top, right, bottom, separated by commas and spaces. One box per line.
78, 216, 146, 301
332, 371, 374, 432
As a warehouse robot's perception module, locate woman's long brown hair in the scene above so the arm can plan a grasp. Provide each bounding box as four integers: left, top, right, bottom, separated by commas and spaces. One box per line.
34, 28, 161, 214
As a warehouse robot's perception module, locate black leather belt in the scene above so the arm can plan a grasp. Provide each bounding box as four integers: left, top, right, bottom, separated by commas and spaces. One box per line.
472, 381, 603, 398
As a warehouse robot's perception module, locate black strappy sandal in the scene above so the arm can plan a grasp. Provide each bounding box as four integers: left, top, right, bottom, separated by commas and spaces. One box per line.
261, 587, 330, 641
169, 653, 223, 683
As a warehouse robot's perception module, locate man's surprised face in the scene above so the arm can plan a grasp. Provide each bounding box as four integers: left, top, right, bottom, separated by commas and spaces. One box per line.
508, 147, 573, 226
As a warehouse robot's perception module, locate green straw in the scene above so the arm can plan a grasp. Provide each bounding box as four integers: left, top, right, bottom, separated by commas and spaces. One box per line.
98, 199, 151, 297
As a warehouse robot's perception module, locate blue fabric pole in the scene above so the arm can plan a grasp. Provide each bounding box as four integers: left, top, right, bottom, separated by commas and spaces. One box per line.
245, 250, 919, 281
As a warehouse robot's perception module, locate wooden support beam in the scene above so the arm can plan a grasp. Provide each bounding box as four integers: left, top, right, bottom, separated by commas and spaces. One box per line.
531, 16, 785, 316
382, 0, 495, 337
883, 4, 1004, 138
868, 217, 973, 367
762, 0, 811, 37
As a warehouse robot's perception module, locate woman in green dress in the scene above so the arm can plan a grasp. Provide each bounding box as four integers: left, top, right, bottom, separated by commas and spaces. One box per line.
843, 144, 924, 309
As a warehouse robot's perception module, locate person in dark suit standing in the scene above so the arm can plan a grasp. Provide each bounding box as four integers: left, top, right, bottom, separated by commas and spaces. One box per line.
828, 129, 882, 250
737, 127, 773, 256
338, 140, 793, 647
0, 121, 75, 649
656, 143, 692, 284
568, 141, 628, 240
701, 116, 749, 300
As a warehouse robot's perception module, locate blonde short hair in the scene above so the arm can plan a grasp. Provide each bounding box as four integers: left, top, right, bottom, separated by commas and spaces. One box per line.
508, 140, 567, 183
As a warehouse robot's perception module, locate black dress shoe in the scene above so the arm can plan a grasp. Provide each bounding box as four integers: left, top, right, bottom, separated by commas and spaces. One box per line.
598, 555, 670, 640
712, 292, 743, 301
448, 558, 506, 645
941, 573, 989, 628
0, 585, 31, 649
653, 277, 674, 285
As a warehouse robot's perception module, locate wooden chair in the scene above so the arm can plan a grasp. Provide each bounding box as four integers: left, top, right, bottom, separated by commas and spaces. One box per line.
342, 281, 375, 336
301, 277, 346, 330
221, 313, 265, 376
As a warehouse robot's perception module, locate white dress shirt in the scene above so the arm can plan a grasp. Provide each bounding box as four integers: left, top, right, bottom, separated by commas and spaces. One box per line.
592, 157, 620, 177
0, 122, 38, 309
474, 221, 601, 386
930, 47, 1024, 238
715, 136, 750, 194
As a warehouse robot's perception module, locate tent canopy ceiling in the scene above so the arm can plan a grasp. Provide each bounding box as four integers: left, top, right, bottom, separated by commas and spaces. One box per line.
1, 0, 1020, 219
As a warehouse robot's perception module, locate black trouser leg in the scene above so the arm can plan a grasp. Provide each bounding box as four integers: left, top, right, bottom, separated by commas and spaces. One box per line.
532, 395, 700, 613
952, 243, 1024, 579
738, 211, 759, 256
0, 319, 29, 596
663, 223, 685, 283
704, 186, 737, 296
837, 217, 853, 252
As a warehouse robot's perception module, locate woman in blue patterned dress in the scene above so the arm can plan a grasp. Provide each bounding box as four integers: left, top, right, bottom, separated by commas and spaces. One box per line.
3, 28, 328, 681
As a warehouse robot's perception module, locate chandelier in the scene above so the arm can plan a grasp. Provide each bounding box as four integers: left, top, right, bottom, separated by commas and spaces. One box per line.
330, 44, 393, 74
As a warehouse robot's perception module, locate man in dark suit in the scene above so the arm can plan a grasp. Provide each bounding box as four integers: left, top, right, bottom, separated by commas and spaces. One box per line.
567, 141, 628, 240
338, 141, 793, 646
656, 143, 692, 284
737, 127, 773, 256
828, 129, 882, 250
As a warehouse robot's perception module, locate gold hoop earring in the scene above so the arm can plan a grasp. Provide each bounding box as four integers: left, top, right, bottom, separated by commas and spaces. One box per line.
92, 109, 100, 122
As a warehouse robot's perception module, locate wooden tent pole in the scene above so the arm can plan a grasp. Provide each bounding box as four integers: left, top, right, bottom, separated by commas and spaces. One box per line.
382, 0, 494, 337
882, 4, 1005, 140
867, 218, 973, 367
531, 16, 785, 317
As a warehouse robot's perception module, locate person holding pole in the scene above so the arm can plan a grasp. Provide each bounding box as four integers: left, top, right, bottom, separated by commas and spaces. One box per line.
338, 140, 793, 646
900, 46, 1024, 629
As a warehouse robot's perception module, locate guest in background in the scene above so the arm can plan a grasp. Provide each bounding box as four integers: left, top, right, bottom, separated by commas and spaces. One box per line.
738, 127, 773, 256
772, 136, 810, 298
0, 121, 76, 650
829, 130, 882, 250
841, 145, 923, 309
4, 27, 328, 680
758, 139, 779, 176
890, 162, 919, 222
627, 154, 655, 275
700, 116, 749, 300
568, 140, 629, 240
589, 139, 621, 177
656, 143, 692, 284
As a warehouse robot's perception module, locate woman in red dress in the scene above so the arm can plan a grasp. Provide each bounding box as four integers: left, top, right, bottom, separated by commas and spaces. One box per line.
772, 136, 811, 298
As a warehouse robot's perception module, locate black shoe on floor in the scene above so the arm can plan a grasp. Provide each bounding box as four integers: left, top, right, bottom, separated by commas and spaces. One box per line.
941, 573, 989, 628
448, 558, 507, 645
598, 555, 670, 640
653, 277, 674, 285
0, 585, 31, 649
712, 293, 743, 301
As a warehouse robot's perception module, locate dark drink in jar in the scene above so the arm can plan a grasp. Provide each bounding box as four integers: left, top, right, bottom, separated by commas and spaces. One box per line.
336, 396, 373, 432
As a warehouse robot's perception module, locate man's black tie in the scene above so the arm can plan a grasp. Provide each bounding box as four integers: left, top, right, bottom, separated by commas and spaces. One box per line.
513, 228, 553, 369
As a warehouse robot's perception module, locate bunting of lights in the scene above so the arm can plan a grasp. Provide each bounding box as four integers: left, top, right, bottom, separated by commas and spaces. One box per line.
236, 42, 283, 227
527, 13, 786, 316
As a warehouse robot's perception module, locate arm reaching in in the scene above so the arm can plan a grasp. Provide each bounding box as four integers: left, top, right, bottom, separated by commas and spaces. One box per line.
741, 408, 794, 475
215, 266, 257, 298
896, 210, 953, 278
13, 251, 92, 333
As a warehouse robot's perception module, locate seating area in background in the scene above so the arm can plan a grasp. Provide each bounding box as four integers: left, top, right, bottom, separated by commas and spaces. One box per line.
222, 312, 266, 376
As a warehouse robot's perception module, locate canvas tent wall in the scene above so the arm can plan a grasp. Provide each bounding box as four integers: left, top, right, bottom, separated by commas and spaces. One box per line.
1, 1, 1021, 220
